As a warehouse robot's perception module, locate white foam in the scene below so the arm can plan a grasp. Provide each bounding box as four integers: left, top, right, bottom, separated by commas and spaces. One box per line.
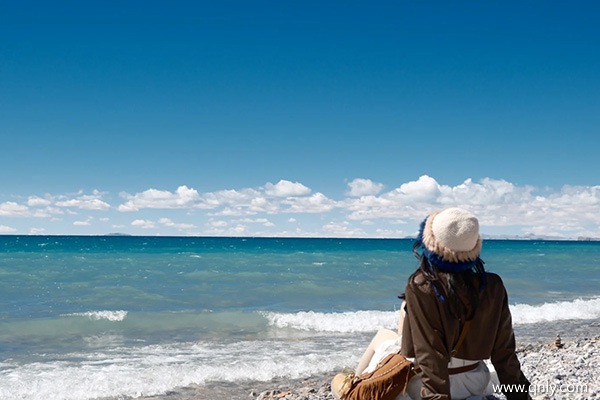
63, 310, 128, 322
4, 298, 598, 399
510, 297, 600, 324
262, 310, 400, 332
262, 297, 600, 333
0, 338, 359, 400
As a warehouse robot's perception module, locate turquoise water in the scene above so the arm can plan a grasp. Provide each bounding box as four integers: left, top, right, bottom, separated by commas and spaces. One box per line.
0, 236, 599, 399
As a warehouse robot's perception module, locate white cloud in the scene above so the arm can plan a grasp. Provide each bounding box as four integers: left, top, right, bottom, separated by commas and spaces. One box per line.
73, 217, 93, 226
56, 191, 110, 210
5, 176, 600, 238
29, 227, 45, 234
0, 202, 30, 217
388, 175, 442, 202
158, 218, 196, 230
31, 207, 64, 218
264, 180, 311, 197
119, 185, 201, 212
249, 196, 279, 214
231, 225, 248, 235
209, 220, 228, 227
338, 176, 600, 238
234, 218, 275, 227
203, 188, 274, 215
283, 193, 336, 213
211, 208, 251, 217
342, 195, 394, 219
27, 196, 52, 207
204, 224, 248, 236
321, 221, 365, 237
344, 175, 533, 221
117, 181, 309, 216
0, 225, 17, 233
203, 188, 259, 206
437, 178, 534, 207
131, 219, 156, 229
347, 178, 385, 197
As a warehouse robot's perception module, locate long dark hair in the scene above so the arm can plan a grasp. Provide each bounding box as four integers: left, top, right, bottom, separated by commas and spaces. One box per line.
410, 241, 486, 321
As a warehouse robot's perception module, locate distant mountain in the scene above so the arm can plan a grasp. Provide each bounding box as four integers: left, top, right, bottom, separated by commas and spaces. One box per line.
480, 233, 600, 241
576, 236, 600, 241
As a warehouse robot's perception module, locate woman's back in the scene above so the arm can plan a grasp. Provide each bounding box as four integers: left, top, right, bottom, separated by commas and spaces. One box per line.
401, 271, 528, 398
400, 208, 530, 400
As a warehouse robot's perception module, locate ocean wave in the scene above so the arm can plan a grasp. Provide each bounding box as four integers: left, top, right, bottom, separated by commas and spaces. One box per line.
261, 310, 399, 332
510, 297, 600, 324
261, 297, 600, 332
0, 338, 359, 400
62, 310, 128, 322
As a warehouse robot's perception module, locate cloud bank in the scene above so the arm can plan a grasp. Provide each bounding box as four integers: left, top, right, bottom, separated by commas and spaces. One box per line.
1, 176, 599, 238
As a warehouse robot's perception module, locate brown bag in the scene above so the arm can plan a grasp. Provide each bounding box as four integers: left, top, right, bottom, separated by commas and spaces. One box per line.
331, 321, 472, 400
332, 353, 416, 400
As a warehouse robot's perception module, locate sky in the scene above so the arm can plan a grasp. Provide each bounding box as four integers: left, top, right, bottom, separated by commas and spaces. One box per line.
1, 1, 599, 238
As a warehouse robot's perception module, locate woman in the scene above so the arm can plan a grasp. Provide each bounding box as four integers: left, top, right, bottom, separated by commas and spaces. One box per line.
336, 208, 531, 400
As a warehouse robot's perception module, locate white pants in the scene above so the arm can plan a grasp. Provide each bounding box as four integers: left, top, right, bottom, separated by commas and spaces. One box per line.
358, 329, 496, 400
396, 359, 495, 400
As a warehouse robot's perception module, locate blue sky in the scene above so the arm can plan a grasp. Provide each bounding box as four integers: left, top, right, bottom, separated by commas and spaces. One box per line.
1, 1, 599, 238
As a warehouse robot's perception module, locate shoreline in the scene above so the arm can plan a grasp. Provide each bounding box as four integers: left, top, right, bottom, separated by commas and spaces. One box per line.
138, 331, 600, 400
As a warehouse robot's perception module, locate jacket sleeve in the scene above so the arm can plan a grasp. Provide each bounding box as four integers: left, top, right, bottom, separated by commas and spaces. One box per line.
404, 282, 451, 400
491, 280, 531, 400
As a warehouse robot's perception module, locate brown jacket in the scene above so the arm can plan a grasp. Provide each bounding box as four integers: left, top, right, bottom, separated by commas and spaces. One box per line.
401, 272, 530, 400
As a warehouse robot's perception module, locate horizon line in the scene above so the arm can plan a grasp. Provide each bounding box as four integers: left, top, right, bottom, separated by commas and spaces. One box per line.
1, 234, 599, 242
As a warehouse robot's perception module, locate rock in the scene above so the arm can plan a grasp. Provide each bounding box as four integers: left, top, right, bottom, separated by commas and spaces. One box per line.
256, 390, 276, 400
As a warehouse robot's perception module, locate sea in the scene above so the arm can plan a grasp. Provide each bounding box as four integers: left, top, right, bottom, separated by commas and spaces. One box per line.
0, 236, 599, 400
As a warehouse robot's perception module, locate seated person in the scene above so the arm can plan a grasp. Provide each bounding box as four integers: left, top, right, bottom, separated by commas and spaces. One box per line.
335, 208, 531, 400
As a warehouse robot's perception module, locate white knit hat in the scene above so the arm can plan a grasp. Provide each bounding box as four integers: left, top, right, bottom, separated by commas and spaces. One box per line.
420, 208, 482, 265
